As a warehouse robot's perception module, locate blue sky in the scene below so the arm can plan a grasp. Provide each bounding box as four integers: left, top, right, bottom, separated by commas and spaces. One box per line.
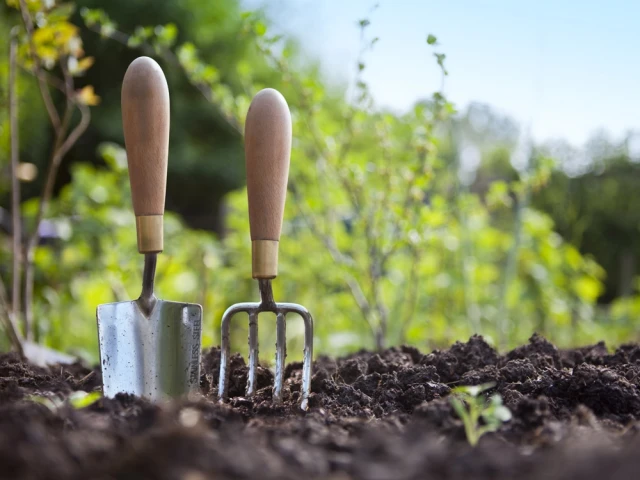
243, 0, 640, 147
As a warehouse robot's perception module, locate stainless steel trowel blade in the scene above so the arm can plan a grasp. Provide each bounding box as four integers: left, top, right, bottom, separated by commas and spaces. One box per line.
97, 299, 202, 401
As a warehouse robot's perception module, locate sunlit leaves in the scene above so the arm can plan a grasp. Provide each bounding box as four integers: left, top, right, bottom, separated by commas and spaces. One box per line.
29, 391, 101, 411
80, 7, 116, 35
573, 276, 602, 302
253, 20, 267, 37
32, 22, 79, 66
155, 23, 178, 48
486, 181, 513, 209
8, 1, 98, 106
67, 55, 94, 75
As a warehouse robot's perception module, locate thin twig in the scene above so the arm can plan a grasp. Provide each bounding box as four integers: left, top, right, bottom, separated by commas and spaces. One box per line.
4, 30, 25, 356
9, 28, 22, 324
397, 246, 421, 344
0, 275, 24, 357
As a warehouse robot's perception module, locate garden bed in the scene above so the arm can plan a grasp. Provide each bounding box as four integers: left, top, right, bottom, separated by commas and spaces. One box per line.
1, 334, 640, 479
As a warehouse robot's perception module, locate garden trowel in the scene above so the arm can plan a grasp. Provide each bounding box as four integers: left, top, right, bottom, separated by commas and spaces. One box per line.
96, 57, 202, 402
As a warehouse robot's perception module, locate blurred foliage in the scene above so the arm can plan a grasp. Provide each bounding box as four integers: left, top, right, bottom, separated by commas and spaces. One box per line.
533, 157, 640, 303
1, 0, 638, 363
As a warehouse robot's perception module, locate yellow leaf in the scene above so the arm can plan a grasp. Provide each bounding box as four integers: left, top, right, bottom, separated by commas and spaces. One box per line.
68, 56, 94, 75
77, 56, 94, 71
76, 85, 100, 106
33, 26, 56, 46
6, 0, 41, 12
573, 276, 602, 302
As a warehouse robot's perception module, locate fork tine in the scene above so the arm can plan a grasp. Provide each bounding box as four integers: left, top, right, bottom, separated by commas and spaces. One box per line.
246, 311, 259, 397
218, 308, 233, 402
272, 312, 287, 403
300, 309, 314, 411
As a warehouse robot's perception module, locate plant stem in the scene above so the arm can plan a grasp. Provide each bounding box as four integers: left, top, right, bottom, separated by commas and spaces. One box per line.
3, 31, 25, 355
9, 28, 22, 328
0, 275, 24, 357
497, 184, 530, 349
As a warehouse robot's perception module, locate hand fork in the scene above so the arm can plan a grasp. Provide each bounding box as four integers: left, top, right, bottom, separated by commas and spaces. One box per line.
217, 88, 313, 411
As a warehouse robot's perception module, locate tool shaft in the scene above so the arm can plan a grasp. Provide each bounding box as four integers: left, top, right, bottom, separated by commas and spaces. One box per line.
138, 253, 157, 316
258, 278, 276, 310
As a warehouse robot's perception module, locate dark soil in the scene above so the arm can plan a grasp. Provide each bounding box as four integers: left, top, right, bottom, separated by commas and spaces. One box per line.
3, 334, 640, 479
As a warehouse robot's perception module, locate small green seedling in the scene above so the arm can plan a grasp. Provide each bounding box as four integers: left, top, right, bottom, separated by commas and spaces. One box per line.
449, 382, 512, 446
28, 391, 102, 412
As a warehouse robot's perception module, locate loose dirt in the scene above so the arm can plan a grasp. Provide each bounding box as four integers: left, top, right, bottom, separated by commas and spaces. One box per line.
2, 334, 640, 479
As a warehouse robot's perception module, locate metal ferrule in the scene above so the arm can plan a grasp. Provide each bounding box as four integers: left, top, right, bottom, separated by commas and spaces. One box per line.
251, 240, 279, 279
217, 279, 314, 411
136, 215, 164, 253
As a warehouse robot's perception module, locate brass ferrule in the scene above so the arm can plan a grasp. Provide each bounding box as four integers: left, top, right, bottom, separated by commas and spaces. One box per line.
252, 240, 279, 279
136, 215, 163, 253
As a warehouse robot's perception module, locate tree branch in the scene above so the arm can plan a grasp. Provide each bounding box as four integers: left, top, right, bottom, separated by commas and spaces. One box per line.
9, 29, 22, 321
5, 29, 25, 355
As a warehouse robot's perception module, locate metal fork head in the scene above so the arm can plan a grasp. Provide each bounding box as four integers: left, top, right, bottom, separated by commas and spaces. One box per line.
218, 279, 314, 411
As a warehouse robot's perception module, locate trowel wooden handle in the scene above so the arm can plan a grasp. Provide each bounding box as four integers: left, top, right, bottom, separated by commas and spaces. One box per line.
121, 56, 169, 254
245, 88, 292, 279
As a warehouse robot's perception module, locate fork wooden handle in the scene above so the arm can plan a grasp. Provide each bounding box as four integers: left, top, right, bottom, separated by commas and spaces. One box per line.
121, 56, 170, 254
244, 88, 292, 279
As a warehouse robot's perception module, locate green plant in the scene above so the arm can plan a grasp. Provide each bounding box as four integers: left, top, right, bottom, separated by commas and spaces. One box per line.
28, 390, 101, 411
450, 383, 512, 446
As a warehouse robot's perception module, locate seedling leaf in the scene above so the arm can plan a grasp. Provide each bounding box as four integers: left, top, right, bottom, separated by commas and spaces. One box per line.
68, 391, 102, 409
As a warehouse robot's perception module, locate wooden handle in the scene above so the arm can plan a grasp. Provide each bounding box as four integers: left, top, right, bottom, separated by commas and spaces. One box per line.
245, 88, 292, 279
121, 56, 169, 254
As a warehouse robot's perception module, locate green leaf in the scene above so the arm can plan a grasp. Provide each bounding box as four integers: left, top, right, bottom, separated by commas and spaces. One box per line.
28, 394, 61, 411
254, 20, 267, 37
450, 395, 467, 419
494, 405, 512, 422
47, 3, 76, 23
426, 34, 437, 45
573, 276, 602, 302
155, 23, 178, 47
68, 391, 102, 409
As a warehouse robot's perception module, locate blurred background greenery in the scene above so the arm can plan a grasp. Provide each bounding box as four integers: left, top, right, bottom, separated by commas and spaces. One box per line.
1, 0, 639, 364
